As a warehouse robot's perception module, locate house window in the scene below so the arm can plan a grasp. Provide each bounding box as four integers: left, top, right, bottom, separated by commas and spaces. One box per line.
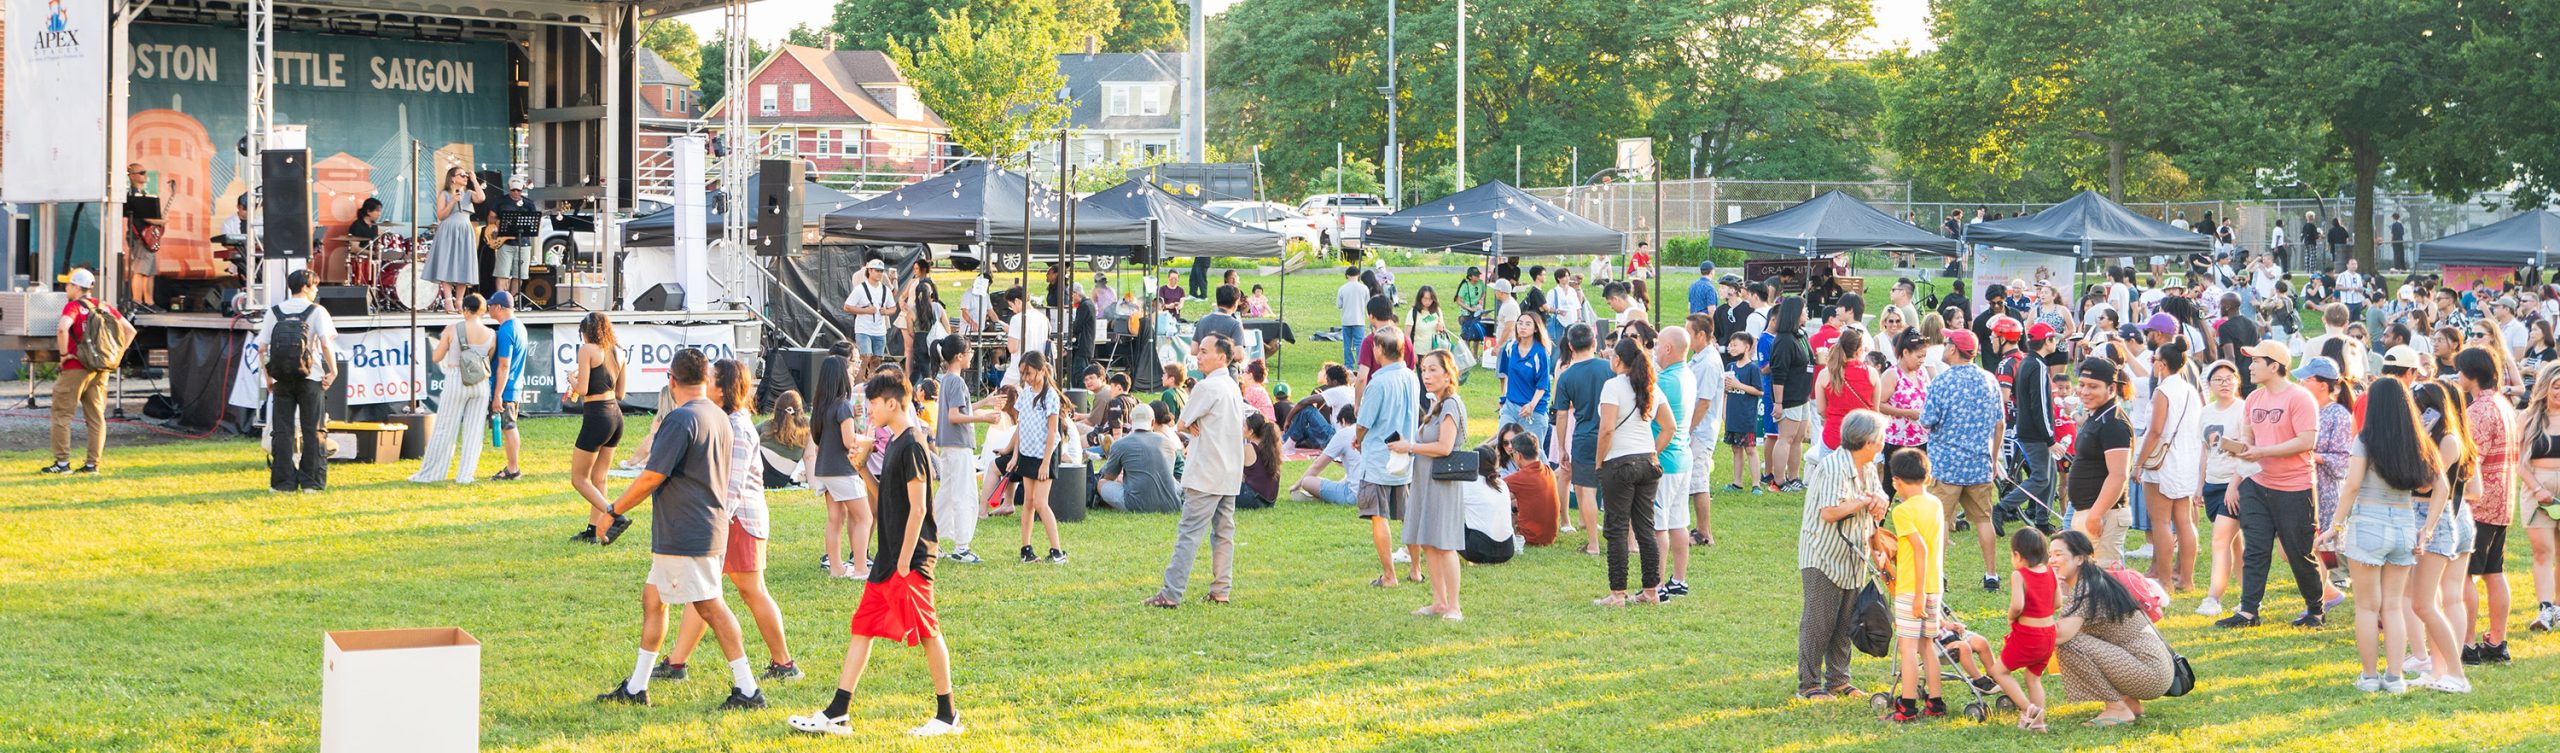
662, 88, 675, 113
1106, 85, 1131, 117
813, 130, 832, 156
1142, 142, 1167, 159
775, 132, 796, 155
758, 84, 778, 115
1139, 85, 1166, 117
793, 84, 812, 112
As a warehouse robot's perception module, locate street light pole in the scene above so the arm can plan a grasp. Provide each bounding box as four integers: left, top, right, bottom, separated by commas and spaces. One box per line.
1386, 0, 1399, 207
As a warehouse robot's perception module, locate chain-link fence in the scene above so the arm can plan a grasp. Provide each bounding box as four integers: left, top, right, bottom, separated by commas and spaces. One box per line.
1520, 178, 2531, 271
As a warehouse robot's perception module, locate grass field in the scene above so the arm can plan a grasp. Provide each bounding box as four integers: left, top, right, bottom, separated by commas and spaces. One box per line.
4, 268, 2558, 752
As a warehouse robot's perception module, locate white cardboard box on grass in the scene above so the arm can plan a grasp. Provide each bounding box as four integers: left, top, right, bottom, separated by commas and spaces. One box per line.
321, 627, 480, 753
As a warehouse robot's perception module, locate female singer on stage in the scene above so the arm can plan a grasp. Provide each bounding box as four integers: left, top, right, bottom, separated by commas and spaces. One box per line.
424, 166, 484, 312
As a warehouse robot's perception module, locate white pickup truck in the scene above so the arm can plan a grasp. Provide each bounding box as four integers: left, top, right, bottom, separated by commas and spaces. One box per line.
1297, 193, 1395, 252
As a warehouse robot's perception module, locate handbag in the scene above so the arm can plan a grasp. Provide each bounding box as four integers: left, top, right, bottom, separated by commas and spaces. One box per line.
1430, 453, 1478, 481
2141, 383, 2182, 472
2165, 652, 2197, 697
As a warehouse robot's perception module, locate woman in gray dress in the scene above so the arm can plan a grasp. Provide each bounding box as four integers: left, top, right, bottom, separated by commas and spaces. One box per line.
2050, 530, 2177, 726
424, 166, 483, 312
1391, 349, 1470, 622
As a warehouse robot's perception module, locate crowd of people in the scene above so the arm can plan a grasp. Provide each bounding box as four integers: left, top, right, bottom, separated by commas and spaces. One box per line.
35, 232, 2560, 737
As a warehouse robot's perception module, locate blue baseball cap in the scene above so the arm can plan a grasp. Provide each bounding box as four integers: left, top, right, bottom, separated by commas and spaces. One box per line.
487, 290, 513, 309
2292, 356, 2340, 381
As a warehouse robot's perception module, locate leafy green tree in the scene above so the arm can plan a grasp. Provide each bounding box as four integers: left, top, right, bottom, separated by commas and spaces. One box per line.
696, 37, 773, 110
1639, 1, 1878, 182
1207, 0, 1390, 198
833, 0, 1106, 52
784, 22, 833, 49
891, 9, 1074, 160
1108, 0, 1187, 52
1312, 156, 1386, 198
639, 20, 702, 81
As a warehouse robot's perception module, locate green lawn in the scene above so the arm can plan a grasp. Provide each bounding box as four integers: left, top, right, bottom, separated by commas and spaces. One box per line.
4, 268, 2557, 752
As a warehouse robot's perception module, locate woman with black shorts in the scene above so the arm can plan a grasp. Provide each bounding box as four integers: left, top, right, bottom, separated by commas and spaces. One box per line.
567, 312, 630, 543
1003, 351, 1067, 564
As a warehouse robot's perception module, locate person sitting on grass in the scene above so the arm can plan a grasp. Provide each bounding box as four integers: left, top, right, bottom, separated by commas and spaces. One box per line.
1880, 448, 1946, 723
1290, 404, 1363, 506
786, 373, 964, 738
595, 349, 764, 711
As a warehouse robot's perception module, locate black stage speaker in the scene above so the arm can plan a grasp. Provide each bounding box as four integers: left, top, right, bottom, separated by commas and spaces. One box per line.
755, 159, 804, 257
261, 149, 312, 259
756, 347, 829, 413
636, 282, 685, 311
522, 265, 557, 307
315, 285, 370, 317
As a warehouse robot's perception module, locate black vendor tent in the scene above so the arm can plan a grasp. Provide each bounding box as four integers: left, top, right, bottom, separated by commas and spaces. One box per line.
1708, 190, 1963, 257
1360, 181, 1624, 256
619, 181, 861, 247
1962, 190, 2212, 259
2417, 211, 2560, 267
821, 162, 1153, 248
1082, 179, 1285, 259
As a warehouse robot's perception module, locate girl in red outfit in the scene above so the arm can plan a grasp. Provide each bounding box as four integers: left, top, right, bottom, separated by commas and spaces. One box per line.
1992, 528, 2059, 732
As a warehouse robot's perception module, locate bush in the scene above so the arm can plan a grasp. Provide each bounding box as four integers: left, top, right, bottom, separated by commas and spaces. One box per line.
1661, 237, 1743, 269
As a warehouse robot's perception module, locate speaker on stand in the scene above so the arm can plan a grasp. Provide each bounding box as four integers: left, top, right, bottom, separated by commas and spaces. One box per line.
635, 283, 685, 312
755, 159, 805, 257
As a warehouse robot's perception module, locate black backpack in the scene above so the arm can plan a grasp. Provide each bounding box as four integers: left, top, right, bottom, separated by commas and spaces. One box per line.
1842, 527, 1893, 658
266, 305, 321, 381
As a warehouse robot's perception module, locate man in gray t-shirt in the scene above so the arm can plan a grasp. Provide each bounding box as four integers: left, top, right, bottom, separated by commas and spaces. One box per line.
1099, 409, 1180, 513
597, 350, 762, 709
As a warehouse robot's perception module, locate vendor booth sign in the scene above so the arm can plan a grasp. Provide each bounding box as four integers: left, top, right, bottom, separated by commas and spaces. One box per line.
2, 0, 112, 202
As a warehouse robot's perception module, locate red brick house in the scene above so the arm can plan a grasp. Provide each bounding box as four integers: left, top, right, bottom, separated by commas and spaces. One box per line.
703, 45, 950, 190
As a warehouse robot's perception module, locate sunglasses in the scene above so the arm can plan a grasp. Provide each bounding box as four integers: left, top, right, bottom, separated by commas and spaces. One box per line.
2469, 330, 2490, 338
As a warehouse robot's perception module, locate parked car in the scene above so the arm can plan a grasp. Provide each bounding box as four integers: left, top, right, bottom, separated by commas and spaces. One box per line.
1203, 201, 1327, 249
542, 193, 672, 264
1297, 193, 1394, 251
948, 243, 1123, 273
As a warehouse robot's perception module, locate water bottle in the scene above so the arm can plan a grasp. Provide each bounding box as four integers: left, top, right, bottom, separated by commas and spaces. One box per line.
490, 412, 504, 447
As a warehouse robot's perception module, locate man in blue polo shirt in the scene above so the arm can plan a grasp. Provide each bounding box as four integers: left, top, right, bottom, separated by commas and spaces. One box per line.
1687, 261, 1718, 315
488, 291, 529, 481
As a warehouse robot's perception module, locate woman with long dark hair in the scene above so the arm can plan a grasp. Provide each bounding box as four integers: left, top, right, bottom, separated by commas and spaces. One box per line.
2406, 379, 2478, 693
1238, 412, 1283, 510
1766, 297, 1814, 491
2515, 362, 2560, 634
2454, 347, 2520, 669
1389, 350, 1471, 619
2138, 341, 2204, 591
1410, 286, 1447, 355
2327, 376, 2440, 693
1497, 310, 1554, 438
1004, 351, 1068, 564
1594, 337, 1675, 606
2048, 530, 2177, 725
809, 355, 874, 579
423, 166, 483, 312
1811, 326, 1878, 458
566, 312, 629, 542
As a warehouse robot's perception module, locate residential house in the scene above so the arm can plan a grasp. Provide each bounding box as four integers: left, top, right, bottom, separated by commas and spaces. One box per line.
631, 47, 698, 195
702, 45, 950, 190
1034, 49, 1187, 174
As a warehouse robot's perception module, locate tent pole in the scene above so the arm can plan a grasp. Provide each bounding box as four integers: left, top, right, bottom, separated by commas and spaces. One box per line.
1254, 145, 1281, 375
1020, 153, 1032, 334
1055, 129, 1070, 371
1652, 171, 1664, 329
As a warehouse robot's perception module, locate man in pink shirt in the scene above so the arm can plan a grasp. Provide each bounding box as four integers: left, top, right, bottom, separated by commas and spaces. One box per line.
2216, 341, 2328, 629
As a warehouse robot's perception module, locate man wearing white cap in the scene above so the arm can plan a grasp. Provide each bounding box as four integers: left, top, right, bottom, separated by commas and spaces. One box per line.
843, 259, 894, 372
493, 178, 539, 302
46, 268, 136, 474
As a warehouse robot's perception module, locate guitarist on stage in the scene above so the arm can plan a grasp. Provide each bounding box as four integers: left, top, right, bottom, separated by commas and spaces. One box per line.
122, 163, 167, 312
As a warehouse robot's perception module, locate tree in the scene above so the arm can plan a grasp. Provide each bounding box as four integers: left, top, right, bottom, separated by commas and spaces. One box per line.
639, 20, 702, 81
1640, 1, 1878, 182
784, 22, 833, 49
833, 0, 1106, 52
831, 0, 957, 52
891, 9, 1073, 160
1880, 0, 2286, 202
1312, 156, 1387, 198
697, 37, 773, 110
1108, 0, 1186, 52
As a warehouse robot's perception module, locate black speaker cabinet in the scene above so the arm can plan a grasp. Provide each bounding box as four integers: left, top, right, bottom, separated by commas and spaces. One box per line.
755, 159, 804, 257
522, 265, 557, 307
636, 282, 685, 311
756, 347, 828, 413
261, 150, 312, 259
315, 284, 370, 317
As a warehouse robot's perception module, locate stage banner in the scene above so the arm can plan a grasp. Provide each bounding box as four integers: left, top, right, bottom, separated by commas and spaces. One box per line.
3, 0, 112, 202
231, 327, 431, 409
1971, 247, 2074, 317
125, 22, 512, 281
547, 324, 742, 398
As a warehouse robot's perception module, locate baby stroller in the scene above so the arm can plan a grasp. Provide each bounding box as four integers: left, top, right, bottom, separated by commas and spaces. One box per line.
1865, 579, 2016, 723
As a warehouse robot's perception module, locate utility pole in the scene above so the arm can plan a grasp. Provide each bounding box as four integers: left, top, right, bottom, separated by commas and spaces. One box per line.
1185, 0, 1207, 161
1454, 0, 1466, 189
1385, 0, 1399, 207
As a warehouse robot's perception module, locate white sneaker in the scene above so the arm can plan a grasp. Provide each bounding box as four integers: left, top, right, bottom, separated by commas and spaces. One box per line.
2426, 676, 2473, 694
2194, 597, 2224, 617
787, 712, 853, 736
2402, 655, 2433, 675
1391, 550, 1412, 564
2354, 675, 2383, 693
2381, 675, 2409, 694
909, 718, 965, 737
1560, 525, 1579, 534
2127, 544, 2156, 559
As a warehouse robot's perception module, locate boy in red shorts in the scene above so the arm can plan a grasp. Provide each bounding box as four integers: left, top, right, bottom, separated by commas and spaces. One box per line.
788, 374, 965, 738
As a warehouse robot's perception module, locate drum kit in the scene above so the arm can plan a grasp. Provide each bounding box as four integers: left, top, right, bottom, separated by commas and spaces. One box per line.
346, 232, 427, 311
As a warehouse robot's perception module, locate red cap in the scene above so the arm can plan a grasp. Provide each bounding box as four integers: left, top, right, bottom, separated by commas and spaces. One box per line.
2027, 322, 2058, 341
1946, 329, 1980, 354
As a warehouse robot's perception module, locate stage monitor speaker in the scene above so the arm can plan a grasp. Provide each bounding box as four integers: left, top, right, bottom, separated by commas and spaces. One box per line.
756, 347, 828, 414
522, 266, 557, 308
636, 283, 685, 311
754, 159, 805, 257
261, 150, 312, 259
315, 285, 369, 318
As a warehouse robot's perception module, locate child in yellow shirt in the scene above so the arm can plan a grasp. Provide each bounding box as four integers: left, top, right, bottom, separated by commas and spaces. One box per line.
1882, 448, 1946, 722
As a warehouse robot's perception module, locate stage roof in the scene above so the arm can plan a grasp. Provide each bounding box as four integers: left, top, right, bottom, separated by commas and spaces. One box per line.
2417, 210, 2560, 267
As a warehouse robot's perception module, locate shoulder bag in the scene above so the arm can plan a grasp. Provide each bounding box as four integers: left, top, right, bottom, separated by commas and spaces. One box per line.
1427, 398, 1478, 481
2140, 377, 2185, 472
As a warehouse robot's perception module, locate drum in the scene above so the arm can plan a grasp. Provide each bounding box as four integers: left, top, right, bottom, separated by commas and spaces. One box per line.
375, 260, 423, 311
346, 250, 376, 288
373, 233, 414, 260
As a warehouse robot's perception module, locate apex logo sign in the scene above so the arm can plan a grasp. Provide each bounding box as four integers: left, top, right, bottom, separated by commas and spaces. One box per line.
30, 0, 87, 61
